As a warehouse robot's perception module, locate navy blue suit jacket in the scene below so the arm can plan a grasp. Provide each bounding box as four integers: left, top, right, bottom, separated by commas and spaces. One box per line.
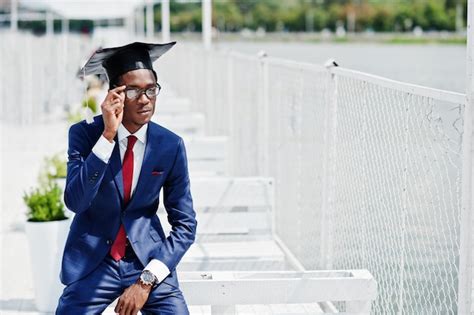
60, 115, 197, 288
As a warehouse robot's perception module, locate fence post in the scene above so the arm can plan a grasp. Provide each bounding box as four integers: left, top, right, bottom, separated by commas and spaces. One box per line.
258, 52, 269, 177
10, 0, 18, 32
227, 52, 235, 175
205, 49, 213, 135
321, 64, 339, 270
458, 1, 474, 313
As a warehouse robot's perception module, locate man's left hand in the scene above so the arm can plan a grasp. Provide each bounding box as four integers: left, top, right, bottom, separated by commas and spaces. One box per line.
114, 281, 152, 315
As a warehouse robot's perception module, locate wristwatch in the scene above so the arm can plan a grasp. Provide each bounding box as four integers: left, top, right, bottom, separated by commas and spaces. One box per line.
139, 270, 158, 288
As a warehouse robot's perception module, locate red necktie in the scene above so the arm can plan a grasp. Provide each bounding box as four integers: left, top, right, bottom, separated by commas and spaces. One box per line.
110, 135, 138, 261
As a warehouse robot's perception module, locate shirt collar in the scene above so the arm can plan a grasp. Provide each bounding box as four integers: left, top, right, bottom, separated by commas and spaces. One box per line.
117, 123, 148, 145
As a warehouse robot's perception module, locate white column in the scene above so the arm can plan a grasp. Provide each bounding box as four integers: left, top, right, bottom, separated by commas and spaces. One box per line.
62, 18, 69, 109
62, 18, 69, 34
202, 0, 212, 49
161, 0, 170, 42
10, 0, 18, 32
126, 13, 135, 39
146, 0, 154, 40
459, 0, 474, 314
46, 11, 54, 37
136, 7, 144, 39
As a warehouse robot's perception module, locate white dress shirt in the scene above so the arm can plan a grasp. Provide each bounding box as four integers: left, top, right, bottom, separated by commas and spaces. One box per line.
92, 122, 170, 284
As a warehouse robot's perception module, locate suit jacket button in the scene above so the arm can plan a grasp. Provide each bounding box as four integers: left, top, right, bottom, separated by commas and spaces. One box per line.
106, 239, 111, 245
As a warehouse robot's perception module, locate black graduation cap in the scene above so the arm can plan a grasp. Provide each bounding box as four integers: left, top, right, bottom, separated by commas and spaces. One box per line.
77, 41, 176, 81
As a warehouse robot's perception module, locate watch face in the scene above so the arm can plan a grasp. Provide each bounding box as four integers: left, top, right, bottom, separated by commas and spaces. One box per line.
141, 271, 155, 284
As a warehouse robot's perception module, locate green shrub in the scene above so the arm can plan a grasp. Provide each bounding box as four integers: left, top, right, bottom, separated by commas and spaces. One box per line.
38, 152, 67, 187
67, 110, 83, 125
82, 96, 98, 113
23, 182, 68, 222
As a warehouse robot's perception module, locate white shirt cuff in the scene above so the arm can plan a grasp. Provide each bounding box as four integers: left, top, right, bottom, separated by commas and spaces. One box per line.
145, 259, 170, 284
92, 134, 115, 163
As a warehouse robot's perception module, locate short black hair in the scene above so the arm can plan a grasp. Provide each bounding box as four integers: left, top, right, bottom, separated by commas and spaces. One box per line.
108, 69, 158, 90
108, 75, 122, 90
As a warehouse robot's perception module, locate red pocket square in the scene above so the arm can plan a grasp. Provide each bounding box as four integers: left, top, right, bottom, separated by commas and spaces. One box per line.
151, 170, 164, 176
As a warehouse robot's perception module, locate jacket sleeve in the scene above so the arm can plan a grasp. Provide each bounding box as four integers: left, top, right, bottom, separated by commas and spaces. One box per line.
153, 137, 197, 271
64, 124, 113, 214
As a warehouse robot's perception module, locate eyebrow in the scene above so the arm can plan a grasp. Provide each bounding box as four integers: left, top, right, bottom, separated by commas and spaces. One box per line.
126, 83, 156, 89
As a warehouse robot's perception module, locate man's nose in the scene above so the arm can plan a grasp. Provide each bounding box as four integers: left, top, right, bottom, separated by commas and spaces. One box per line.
137, 92, 150, 104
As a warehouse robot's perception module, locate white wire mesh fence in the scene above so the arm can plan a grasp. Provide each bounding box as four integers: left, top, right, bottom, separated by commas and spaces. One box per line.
329, 69, 464, 314
159, 44, 467, 314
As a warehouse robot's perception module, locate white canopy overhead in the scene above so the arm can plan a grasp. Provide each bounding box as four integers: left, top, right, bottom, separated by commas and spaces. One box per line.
19, 0, 145, 20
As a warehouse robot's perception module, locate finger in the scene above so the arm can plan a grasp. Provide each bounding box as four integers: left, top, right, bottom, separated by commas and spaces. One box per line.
106, 99, 123, 111
121, 302, 131, 315
117, 108, 124, 121
103, 103, 121, 116
111, 92, 125, 102
106, 86, 124, 100
111, 99, 124, 109
118, 91, 126, 102
110, 85, 127, 93
115, 107, 123, 117
114, 298, 121, 313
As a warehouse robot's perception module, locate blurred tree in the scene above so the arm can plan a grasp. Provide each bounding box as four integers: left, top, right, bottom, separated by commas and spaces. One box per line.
214, 1, 243, 31
326, 3, 345, 31
393, 3, 416, 31
372, 5, 395, 31
424, 0, 451, 30
3, 0, 468, 34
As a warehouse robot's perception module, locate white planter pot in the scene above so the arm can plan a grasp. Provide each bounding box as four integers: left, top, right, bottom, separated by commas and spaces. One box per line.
25, 218, 71, 312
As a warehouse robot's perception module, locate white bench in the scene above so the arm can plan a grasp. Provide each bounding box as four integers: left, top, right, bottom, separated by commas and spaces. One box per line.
178, 270, 377, 314
152, 112, 205, 136
184, 136, 229, 176
157, 97, 192, 113
104, 270, 376, 314
158, 177, 288, 271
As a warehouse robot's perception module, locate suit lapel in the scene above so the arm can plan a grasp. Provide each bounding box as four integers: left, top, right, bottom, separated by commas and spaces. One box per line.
125, 122, 164, 211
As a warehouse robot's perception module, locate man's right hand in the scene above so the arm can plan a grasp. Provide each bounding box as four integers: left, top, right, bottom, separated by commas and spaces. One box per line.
101, 85, 126, 142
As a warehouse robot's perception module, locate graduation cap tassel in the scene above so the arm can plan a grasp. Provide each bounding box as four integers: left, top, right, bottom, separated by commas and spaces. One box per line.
84, 106, 94, 124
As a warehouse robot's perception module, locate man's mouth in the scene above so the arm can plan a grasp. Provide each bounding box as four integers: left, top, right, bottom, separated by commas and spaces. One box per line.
138, 109, 151, 114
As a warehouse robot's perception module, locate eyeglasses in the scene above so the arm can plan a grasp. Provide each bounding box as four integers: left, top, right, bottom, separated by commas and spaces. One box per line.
123, 83, 161, 100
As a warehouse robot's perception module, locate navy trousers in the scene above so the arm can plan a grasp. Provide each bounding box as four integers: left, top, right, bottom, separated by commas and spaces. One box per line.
56, 245, 189, 315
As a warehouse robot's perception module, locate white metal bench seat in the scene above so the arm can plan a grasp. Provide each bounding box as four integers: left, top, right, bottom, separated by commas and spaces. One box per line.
151, 112, 205, 136
184, 136, 229, 176
177, 240, 288, 272
159, 177, 283, 271
157, 96, 192, 113
178, 270, 377, 314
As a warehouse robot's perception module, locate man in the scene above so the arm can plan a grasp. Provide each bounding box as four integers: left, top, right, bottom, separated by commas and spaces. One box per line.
56, 42, 197, 315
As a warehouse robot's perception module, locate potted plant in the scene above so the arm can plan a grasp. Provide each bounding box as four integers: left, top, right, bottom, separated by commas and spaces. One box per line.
38, 152, 67, 187
23, 182, 70, 312
67, 96, 98, 124
37, 151, 75, 218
